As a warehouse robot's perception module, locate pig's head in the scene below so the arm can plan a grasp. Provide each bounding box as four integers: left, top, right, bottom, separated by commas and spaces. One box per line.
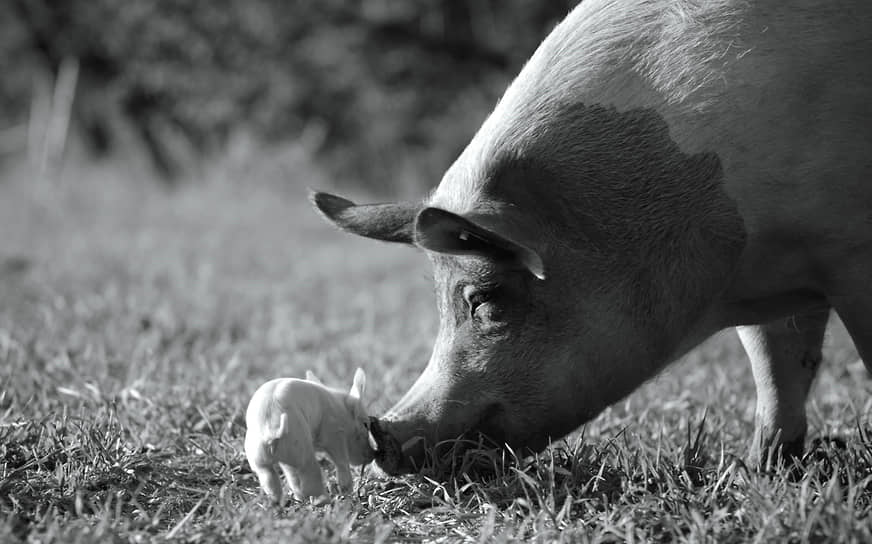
312, 106, 745, 475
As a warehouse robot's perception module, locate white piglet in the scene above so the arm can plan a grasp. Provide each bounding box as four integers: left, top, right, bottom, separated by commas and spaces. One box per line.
244, 368, 374, 503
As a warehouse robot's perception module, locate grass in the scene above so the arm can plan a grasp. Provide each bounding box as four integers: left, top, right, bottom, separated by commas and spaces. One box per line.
1, 158, 871, 542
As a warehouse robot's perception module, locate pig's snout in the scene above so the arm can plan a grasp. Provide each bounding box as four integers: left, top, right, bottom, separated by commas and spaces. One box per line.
368, 416, 425, 475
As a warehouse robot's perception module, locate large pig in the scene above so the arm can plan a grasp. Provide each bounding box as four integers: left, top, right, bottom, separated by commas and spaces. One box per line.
312, 0, 872, 474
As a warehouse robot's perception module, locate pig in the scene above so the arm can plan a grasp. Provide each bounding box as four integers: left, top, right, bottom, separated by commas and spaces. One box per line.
244, 368, 374, 502
311, 0, 872, 474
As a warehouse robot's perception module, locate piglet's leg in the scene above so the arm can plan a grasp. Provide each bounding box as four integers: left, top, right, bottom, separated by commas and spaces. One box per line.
334, 457, 354, 493
282, 458, 325, 499
272, 422, 325, 500
278, 463, 303, 500
335, 464, 353, 494
252, 464, 283, 504
324, 442, 354, 493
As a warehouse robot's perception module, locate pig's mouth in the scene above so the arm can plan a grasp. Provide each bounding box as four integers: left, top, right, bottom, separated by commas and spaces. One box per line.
368, 404, 528, 476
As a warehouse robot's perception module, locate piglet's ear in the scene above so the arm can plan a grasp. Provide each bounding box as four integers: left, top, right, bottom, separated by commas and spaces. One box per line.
305, 370, 323, 385
349, 367, 366, 400
414, 207, 545, 280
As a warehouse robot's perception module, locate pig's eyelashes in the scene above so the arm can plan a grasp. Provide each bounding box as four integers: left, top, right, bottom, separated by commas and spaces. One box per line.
470, 293, 490, 316
463, 288, 495, 320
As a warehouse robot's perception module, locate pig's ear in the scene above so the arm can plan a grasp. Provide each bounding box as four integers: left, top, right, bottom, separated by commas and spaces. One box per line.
414, 207, 545, 280
349, 368, 366, 400
310, 191, 419, 245
305, 370, 323, 385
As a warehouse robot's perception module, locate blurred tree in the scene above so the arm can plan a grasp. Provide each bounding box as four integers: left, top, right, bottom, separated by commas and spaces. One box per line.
0, 0, 578, 189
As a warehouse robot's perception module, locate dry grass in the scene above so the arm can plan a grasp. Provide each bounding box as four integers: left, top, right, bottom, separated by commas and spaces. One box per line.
1, 160, 870, 542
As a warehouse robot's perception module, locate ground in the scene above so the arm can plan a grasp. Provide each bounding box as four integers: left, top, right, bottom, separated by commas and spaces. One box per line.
1, 159, 870, 543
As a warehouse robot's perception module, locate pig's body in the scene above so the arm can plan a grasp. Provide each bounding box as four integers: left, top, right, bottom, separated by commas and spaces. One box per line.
244, 370, 372, 502
312, 0, 872, 474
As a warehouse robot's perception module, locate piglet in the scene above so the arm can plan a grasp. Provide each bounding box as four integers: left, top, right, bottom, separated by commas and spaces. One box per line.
244, 368, 374, 503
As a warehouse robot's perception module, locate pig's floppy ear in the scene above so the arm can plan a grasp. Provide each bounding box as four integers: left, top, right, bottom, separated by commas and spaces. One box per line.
310, 191, 419, 245
305, 370, 323, 385
349, 368, 366, 400
414, 207, 545, 280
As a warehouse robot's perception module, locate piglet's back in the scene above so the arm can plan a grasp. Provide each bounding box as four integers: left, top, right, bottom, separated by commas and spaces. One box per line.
247, 378, 338, 432
247, 379, 303, 429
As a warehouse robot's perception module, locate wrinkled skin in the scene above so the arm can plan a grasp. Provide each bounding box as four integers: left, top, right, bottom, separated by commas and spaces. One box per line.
312, 0, 872, 474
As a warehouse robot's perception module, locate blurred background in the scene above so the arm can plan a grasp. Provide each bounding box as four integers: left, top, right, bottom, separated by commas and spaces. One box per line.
0, 0, 600, 421
0, 0, 578, 194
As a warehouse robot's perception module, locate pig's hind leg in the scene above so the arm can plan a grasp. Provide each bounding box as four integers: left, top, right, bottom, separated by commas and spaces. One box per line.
246, 430, 284, 504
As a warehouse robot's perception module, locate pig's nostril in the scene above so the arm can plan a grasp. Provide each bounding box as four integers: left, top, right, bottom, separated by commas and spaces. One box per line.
369, 418, 399, 452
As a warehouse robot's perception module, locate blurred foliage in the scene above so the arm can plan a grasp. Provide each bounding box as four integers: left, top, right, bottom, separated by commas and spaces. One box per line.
0, 0, 577, 190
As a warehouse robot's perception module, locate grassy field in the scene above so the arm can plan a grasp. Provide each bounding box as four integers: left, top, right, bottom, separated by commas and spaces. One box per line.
1, 160, 870, 543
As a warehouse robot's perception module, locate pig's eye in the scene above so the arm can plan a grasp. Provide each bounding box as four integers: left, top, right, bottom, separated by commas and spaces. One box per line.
465, 289, 494, 319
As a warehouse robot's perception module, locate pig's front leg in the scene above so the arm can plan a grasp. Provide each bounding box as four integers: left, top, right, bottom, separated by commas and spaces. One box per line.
326, 445, 354, 493
272, 424, 325, 500
737, 309, 829, 468
334, 462, 353, 493
280, 457, 325, 499
251, 464, 284, 504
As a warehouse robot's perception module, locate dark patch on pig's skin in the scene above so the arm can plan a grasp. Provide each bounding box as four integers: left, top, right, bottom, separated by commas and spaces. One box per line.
483, 102, 747, 347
